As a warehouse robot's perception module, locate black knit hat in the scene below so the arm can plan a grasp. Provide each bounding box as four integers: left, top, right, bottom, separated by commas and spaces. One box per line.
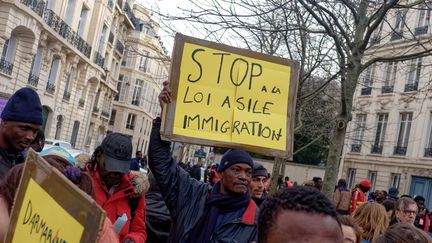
217, 149, 253, 172
252, 163, 268, 178
1, 88, 43, 125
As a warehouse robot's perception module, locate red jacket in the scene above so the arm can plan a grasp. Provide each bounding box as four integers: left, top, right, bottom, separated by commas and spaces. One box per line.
91, 171, 147, 243
350, 188, 366, 213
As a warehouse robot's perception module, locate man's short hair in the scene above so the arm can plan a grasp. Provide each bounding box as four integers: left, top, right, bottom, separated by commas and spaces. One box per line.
413, 195, 425, 202
258, 186, 339, 242
396, 197, 417, 211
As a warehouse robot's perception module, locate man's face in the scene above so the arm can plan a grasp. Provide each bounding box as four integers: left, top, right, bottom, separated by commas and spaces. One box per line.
341, 225, 357, 243
220, 163, 252, 195
250, 176, 267, 199
376, 191, 386, 201
97, 155, 124, 188
396, 203, 418, 224
136, 151, 142, 160
265, 210, 343, 243
0, 121, 39, 152
416, 200, 425, 212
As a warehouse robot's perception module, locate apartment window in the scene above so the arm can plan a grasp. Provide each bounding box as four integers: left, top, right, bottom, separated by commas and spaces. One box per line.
46, 56, 61, 94
30, 47, 43, 77
109, 109, 116, 125
405, 58, 421, 92
382, 62, 397, 93
98, 25, 108, 54
371, 113, 388, 154
370, 23, 384, 45
368, 171, 377, 191
390, 173, 401, 189
64, 0, 76, 26
351, 114, 367, 152
391, 11, 406, 40
85, 122, 94, 146
54, 115, 63, 139
2, 37, 17, 63
424, 112, 432, 157
77, 6, 89, 37
70, 121, 80, 148
139, 51, 149, 72
126, 113, 136, 130
347, 168, 356, 189
416, 5, 431, 35
394, 112, 413, 156
132, 79, 144, 106
63, 68, 74, 101
361, 65, 375, 95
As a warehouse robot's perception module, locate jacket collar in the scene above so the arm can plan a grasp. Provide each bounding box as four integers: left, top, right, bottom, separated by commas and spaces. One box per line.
242, 200, 258, 225
93, 170, 135, 199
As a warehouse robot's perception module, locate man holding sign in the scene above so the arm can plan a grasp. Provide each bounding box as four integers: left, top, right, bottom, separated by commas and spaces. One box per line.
148, 81, 258, 243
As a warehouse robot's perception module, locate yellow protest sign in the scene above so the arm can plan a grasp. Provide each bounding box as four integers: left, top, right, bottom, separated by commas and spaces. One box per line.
162, 34, 299, 158
5, 150, 105, 243
12, 179, 84, 243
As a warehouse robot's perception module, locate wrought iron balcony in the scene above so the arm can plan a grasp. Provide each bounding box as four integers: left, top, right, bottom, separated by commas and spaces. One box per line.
415, 25, 428, 36
131, 99, 140, 106
43, 9, 91, 58
108, 32, 114, 45
63, 91, 71, 101
46, 83, 55, 94
361, 87, 372, 96
371, 144, 383, 154
351, 144, 361, 153
404, 82, 418, 92
394, 146, 407, 156
21, 0, 46, 17
381, 85, 394, 94
123, 2, 137, 25
115, 40, 125, 55
114, 94, 119, 101
126, 124, 135, 130
0, 58, 13, 75
391, 30, 403, 41
101, 111, 110, 118
78, 98, 85, 108
93, 106, 100, 113
95, 52, 105, 68
424, 148, 432, 157
28, 74, 39, 86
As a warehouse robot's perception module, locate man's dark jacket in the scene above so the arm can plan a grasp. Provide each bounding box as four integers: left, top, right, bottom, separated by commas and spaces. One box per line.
190, 164, 201, 181
146, 190, 171, 243
148, 120, 258, 243
0, 148, 24, 178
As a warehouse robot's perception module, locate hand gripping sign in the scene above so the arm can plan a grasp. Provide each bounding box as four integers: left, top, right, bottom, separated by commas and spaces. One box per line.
4, 150, 105, 243
161, 34, 299, 159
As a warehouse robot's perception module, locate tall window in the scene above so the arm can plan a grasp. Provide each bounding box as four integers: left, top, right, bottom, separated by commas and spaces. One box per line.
351, 114, 367, 152
55, 115, 63, 139
383, 62, 397, 93
85, 122, 94, 146
390, 173, 401, 189
64, 0, 76, 26
70, 121, 80, 147
114, 75, 123, 101
372, 113, 388, 154
1, 36, 17, 63
361, 64, 375, 95
368, 171, 377, 191
139, 51, 149, 72
394, 112, 413, 155
394, 11, 406, 31
347, 168, 356, 189
109, 109, 116, 126
30, 47, 43, 77
47, 56, 61, 93
405, 58, 421, 92
424, 112, 432, 157
126, 113, 136, 130
77, 6, 89, 37
132, 79, 144, 106
63, 68, 74, 100
417, 6, 431, 28
98, 25, 108, 54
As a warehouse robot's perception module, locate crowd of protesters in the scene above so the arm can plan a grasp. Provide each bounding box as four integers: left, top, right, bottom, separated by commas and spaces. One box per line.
0, 86, 432, 243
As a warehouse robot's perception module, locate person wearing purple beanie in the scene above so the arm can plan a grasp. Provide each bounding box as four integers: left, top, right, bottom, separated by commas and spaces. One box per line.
0, 88, 42, 177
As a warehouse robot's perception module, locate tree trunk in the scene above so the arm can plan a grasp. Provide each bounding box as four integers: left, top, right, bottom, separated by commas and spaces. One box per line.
322, 115, 348, 198
270, 157, 284, 193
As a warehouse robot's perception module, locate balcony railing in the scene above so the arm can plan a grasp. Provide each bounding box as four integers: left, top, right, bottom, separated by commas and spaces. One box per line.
0, 58, 13, 75
123, 2, 137, 25
131, 99, 140, 106
101, 111, 110, 118
43, 9, 91, 58
93, 106, 100, 113
95, 52, 105, 68
108, 32, 114, 45
21, 0, 46, 17
394, 146, 407, 156
28, 74, 39, 86
424, 148, 432, 157
391, 30, 403, 41
415, 25, 428, 36
381, 85, 394, 94
115, 40, 125, 55
78, 98, 85, 108
404, 82, 418, 92
46, 83, 55, 94
361, 87, 372, 96
63, 91, 71, 101
126, 124, 135, 130
351, 144, 361, 153
371, 144, 383, 154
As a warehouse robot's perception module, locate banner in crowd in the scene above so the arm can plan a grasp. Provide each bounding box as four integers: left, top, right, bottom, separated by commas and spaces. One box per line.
162, 34, 299, 158
5, 150, 105, 243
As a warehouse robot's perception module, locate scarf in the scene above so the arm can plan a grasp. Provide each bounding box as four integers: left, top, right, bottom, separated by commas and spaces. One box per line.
186, 182, 251, 243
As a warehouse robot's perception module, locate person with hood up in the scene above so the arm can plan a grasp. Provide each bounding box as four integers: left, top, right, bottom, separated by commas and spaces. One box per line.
148, 81, 258, 243
388, 186, 399, 201
87, 133, 146, 243
350, 179, 371, 213
333, 179, 352, 215
249, 163, 268, 206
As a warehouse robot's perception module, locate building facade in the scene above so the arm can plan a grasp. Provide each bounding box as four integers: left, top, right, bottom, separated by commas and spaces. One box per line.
109, 4, 169, 155
0, 0, 153, 153
340, 4, 432, 208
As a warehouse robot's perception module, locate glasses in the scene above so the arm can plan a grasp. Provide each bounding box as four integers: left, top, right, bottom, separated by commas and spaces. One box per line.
402, 210, 417, 216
